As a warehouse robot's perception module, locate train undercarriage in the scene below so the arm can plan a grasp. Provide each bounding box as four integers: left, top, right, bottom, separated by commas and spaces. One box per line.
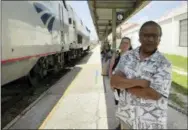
28, 47, 90, 87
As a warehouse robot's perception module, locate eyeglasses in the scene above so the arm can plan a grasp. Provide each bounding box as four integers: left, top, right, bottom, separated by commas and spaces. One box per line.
121, 42, 129, 44
141, 33, 160, 40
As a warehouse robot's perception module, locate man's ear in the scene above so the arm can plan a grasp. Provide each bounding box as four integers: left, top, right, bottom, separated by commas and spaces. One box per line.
139, 38, 141, 43
158, 37, 161, 44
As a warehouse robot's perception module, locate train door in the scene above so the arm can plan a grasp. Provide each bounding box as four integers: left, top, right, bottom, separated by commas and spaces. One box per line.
73, 20, 77, 44
59, 3, 65, 46
62, 1, 69, 47
67, 6, 76, 49
50, 2, 60, 47
71, 9, 77, 46
61, 0, 70, 52
68, 17, 73, 45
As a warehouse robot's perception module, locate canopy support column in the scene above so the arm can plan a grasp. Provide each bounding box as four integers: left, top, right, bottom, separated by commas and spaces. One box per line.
112, 9, 117, 52
105, 25, 108, 42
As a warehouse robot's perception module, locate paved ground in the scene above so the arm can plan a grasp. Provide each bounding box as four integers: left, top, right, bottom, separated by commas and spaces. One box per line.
5, 45, 187, 129
39, 45, 119, 129
167, 106, 187, 129
6, 45, 119, 129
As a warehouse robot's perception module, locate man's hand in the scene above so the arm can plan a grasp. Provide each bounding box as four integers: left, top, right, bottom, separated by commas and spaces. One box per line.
127, 86, 161, 100
111, 85, 115, 91
139, 79, 150, 88
127, 87, 148, 99
110, 74, 150, 89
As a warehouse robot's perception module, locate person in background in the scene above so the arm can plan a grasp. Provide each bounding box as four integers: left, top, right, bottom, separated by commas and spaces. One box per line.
111, 21, 172, 129
101, 43, 113, 76
109, 37, 132, 105
101, 43, 111, 60
109, 37, 132, 78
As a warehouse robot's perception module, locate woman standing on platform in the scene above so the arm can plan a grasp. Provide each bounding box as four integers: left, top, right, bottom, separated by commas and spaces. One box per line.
101, 43, 113, 76
109, 37, 132, 105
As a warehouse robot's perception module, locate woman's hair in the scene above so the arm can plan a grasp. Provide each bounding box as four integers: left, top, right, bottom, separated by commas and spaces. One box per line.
129, 44, 133, 50
120, 37, 132, 50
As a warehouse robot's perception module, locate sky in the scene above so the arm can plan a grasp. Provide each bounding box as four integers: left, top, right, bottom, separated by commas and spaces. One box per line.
67, 1, 187, 41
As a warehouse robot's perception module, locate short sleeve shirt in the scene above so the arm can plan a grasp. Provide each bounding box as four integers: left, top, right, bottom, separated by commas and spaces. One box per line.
114, 47, 172, 129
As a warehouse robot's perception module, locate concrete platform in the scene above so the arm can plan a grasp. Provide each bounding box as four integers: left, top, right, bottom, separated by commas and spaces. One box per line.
4, 45, 187, 129
5, 45, 119, 129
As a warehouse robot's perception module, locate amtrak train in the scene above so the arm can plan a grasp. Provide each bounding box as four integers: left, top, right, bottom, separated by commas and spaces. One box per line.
1, 0, 91, 86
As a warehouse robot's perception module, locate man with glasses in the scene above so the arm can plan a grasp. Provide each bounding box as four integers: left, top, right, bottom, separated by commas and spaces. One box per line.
111, 21, 172, 129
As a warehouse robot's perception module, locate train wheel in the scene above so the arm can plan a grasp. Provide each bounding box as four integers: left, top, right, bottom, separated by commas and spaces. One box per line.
53, 53, 64, 74
28, 64, 42, 87
60, 53, 65, 69
79, 49, 82, 57
87, 46, 90, 51
54, 64, 61, 74
81, 49, 84, 56
76, 50, 79, 59
77, 49, 82, 59
28, 58, 48, 87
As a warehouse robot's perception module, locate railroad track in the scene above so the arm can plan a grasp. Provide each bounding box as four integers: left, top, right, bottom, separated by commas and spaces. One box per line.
1, 51, 90, 128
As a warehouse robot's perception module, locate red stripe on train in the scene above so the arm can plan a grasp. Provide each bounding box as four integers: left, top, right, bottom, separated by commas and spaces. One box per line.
1, 52, 57, 64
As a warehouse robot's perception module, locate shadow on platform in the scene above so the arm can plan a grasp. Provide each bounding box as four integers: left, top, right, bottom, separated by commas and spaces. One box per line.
5, 52, 94, 129
102, 76, 120, 129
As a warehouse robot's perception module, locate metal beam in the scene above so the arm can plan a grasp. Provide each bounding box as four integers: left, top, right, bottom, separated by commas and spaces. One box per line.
98, 27, 107, 30
88, 0, 151, 41
117, 1, 151, 29
98, 29, 108, 32
96, 0, 136, 2
104, 25, 109, 41
97, 23, 109, 26
112, 9, 116, 51
98, 19, 112, 21
93, 0, 99, 35
96, 2, 133, 9
134, 0, 142, 8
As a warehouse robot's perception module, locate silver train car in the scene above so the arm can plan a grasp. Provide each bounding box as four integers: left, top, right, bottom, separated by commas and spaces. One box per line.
1, 0, 91, 86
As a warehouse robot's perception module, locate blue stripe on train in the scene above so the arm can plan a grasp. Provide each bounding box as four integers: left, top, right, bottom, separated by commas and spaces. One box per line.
33, 2, 55, 33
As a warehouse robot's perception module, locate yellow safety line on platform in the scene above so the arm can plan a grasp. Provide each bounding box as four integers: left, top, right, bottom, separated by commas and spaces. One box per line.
38, 69, 81, 129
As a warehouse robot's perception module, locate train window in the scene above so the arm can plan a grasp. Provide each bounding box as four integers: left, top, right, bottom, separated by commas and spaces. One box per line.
69, 18, 72, 24
41, 13, 52, 25
33, 2, 50, 13
179, 19, 188, 47
48, 17, 55, 32
77, 34, 82, 44
85, 26, 90, 33
73, 21, 76, 28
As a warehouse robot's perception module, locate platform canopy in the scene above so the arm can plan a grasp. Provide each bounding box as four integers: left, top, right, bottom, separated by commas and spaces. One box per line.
88, 0, 150, 41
